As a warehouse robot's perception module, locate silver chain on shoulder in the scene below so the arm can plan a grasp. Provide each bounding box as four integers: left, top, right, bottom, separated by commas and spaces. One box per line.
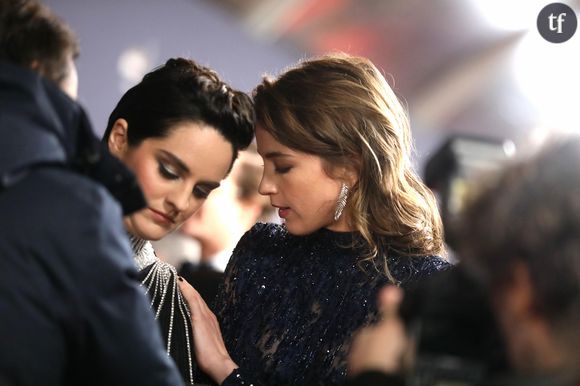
131, 237, 195, 385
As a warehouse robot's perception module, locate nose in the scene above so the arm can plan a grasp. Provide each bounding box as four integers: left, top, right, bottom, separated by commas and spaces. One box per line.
166, 183, 193, 214
258, 172, 277, 196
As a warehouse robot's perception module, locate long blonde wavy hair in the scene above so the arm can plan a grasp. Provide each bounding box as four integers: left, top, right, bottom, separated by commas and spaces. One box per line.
253, 53, 445, 279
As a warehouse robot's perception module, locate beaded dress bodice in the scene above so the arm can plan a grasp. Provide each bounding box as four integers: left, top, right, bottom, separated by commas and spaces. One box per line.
130, 237, 198, 385
217, 223, 451, 386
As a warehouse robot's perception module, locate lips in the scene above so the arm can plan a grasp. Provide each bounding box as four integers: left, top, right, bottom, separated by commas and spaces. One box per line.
148, 208, 176, 224
275, 206, 291, 219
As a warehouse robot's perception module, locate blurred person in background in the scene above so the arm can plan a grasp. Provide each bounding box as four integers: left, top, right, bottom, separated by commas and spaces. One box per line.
179, 53, 450, 386
179, 143, 275, 306
0, 1, 184, 385
347, 137, 580, 386
103, 57, 254, 385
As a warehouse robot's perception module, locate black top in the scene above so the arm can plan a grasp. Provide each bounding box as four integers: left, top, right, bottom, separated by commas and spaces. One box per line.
217, 223, 450, 386
138, 262, 198, 385
132, 238, 212, 386
346, 371, 404, 386
179, 262, 225, 312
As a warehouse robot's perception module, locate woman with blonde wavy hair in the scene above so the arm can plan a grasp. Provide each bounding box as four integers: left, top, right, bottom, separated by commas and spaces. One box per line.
179, 53, 450, 386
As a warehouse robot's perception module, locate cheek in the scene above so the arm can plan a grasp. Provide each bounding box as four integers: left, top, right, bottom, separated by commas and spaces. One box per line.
287, 176, 336, 210
180, 200, 205, 222
129, 158, 165, 202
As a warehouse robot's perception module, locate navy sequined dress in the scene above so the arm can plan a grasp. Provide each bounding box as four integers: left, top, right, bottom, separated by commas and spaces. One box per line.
217, 223, 450, 386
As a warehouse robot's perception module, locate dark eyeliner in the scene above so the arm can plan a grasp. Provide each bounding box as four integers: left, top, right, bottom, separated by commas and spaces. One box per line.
158, 161, 179, 180
193, 186, 211, 199
275, 166, 292, 174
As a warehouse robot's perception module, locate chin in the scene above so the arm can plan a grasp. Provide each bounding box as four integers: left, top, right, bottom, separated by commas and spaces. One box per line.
283, 221, 317, 236
131, 228, 167, 241
129, 219, 173, 241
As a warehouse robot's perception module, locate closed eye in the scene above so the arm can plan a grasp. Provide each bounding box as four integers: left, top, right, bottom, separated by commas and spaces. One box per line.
158, 162, 180, 180
193, 184, 216, 199
275, 166, 292, 174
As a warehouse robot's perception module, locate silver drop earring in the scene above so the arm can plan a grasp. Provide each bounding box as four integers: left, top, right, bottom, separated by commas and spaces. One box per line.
334, 183, 349, 221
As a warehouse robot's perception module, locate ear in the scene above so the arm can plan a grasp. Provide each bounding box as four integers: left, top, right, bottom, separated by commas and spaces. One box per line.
507, 262, 536, 318
107, 118, 129, 158
494, 261, 560, 371
335, 161, 359, 189
344, 163, 359, 188
495, 262, 535, 319
29, 60, 40, 72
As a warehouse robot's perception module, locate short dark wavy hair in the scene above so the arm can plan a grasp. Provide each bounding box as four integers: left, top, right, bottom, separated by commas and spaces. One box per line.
0, 0, 79, 84
103, 57, 255, 166
457, 136, 580, 331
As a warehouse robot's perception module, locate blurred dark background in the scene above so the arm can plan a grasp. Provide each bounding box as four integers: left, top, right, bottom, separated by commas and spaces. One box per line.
45, 0, 579, 166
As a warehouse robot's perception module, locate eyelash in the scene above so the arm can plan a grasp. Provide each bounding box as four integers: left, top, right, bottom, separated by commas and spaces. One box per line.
275, 166, 292, 174
159, 160, 213, 199
193, 186, 211, 199
158, 162, 179, 180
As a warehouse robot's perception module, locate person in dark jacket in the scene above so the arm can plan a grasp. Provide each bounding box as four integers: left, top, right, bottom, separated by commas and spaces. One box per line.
0, 1, 184, 385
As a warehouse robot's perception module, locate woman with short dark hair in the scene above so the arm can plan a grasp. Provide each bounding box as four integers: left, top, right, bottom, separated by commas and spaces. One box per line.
103, 57, 255, 385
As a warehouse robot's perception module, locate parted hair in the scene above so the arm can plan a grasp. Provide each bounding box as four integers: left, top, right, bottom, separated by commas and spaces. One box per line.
103, 58, 255, 165
0, 0, 78, 85
253, 53, 445, 278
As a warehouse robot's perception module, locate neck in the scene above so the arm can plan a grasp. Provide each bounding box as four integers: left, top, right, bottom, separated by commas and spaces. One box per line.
129, 234, 148, 256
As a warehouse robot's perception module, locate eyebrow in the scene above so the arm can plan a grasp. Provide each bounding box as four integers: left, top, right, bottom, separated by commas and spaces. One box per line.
262, 151, 293, 160
159, 150, 221, 189
159, 150, 190, 173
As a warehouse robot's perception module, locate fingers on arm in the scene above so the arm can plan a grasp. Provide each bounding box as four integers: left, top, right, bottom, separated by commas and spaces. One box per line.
378, 285, 403, 319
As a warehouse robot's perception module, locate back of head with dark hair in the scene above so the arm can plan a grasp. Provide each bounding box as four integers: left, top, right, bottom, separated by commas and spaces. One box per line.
457, 136, 580, 331
0, 0, 78, 84
103, 58, 255, 165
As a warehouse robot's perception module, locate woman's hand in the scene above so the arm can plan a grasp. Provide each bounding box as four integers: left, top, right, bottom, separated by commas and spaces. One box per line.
178, 278, 238, 384
348, 286, 410, 376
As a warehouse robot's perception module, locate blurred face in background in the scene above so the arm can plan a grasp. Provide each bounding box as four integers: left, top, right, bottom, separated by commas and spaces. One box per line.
59, 56, 78, 99
32, 54, 78, 99
180, 152, 264, 259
